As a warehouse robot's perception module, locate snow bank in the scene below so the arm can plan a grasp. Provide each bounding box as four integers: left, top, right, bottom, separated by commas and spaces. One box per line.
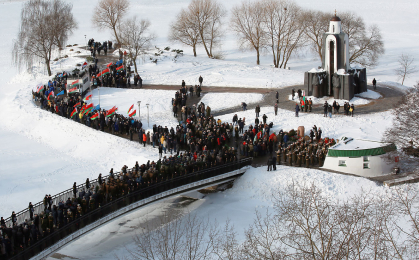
355, 89, 382, 99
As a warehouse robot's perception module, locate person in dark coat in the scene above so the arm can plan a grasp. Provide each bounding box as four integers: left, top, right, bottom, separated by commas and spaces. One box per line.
271, 156, 277, 170
28, 202, 34, 221
350, 104, 355, 117
372, 78, 377, 89
267, 157, 272, 171
199, 75, 203, 86
323, 101, 328, 117
295, 103, 300, 117
262, 114, 268, 124
309, 130, 315, 143
255, 105, 260, 117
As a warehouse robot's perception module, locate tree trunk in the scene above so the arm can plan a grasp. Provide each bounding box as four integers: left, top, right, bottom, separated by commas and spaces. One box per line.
45, 58, 51, 76
200, 33, 211, 58
193, 45, 197, 57
113, 27, 121, 45
256, 47, 260, 65
272, 47, 278, 68
133, 59, 138, 74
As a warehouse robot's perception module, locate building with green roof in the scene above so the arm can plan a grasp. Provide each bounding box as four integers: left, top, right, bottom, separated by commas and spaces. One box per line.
323, 137, 397, 177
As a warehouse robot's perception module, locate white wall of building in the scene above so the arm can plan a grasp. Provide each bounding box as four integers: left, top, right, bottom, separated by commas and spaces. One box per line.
322, 155, 395, 177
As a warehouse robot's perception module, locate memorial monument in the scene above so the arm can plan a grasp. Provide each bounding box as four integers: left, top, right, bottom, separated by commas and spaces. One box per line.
304, 14, 367, 100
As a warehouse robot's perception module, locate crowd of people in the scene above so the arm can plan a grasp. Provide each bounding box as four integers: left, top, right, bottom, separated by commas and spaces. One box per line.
2, 77, 247, 258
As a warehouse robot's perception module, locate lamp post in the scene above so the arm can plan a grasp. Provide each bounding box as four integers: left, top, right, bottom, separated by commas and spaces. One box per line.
84, 35, 87, 51
146, 104, 150, 127
137, 101, 141, 121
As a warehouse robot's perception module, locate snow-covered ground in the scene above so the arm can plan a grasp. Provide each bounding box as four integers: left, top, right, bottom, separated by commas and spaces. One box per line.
199, 92, 264, 112
0, 0, 418, 258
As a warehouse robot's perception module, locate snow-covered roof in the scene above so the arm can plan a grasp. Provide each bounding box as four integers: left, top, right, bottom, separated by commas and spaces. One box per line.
337, 69, 349, 75
328, 137, 396, 157
308, 68, 325, 73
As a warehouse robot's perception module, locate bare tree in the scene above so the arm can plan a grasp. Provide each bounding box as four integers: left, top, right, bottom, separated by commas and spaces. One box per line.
169, 9, 201, 57
261, 0, 306, 68
241, 210, 287, 260
395, 54, 418, 85
120, 16, 155, 74
304, 10, 384, 67
92, 0, 129, 46
127, 210, 216, 260
383, 84, 419, 166
211, 220, 241, 260
303, 10, 332, 61
12, 0, 77, 76
187, 0, 227, 58
231, 1, 266, 65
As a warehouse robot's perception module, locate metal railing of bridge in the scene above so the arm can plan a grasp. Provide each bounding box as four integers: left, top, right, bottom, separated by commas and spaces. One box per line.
7, 158, 252, 260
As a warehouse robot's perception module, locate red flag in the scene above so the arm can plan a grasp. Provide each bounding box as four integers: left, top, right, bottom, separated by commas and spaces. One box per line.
82, 62, 87, 69
129, 109, 136, 117
73, 102, 81, 107
70, 80, 79, 87
127, 104, 134, 114
47, 92, 54, 100
106, 106, 118, 117
68, 87, 78, 94
116, 65, 124, 72
85, 103, 94, 110
83, 94, 92, 101
90, 112, 99, 120
96, 71, 102, 78
102, 68, 110, 75
106, 62, 113, 67
70, 108, 77, 118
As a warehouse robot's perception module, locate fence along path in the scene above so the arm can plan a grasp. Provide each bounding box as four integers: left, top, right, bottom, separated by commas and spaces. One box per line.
8, 158, 252, 260
6, 171, 111, 228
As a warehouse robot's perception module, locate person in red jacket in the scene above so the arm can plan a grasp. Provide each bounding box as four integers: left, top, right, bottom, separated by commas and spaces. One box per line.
143, 133, 147, 147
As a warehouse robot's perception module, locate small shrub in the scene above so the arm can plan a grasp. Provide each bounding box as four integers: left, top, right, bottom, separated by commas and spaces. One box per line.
164, 47, 170, 51
76, 51, 81, 54
69, 49, 74, 51
66, 44, 72, 47
73, 44, 78, 46
171, 49, 183, 55
53, 58, 59, 62
64, 55, 68, 58
212, 52, 225, 60
86, 56, 94, 62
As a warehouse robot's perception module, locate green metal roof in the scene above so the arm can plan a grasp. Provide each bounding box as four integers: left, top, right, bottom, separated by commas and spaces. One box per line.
327, 143, 396, 157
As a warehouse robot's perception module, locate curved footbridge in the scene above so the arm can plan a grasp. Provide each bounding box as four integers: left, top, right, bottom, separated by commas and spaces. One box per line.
9, 158, 252, 260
